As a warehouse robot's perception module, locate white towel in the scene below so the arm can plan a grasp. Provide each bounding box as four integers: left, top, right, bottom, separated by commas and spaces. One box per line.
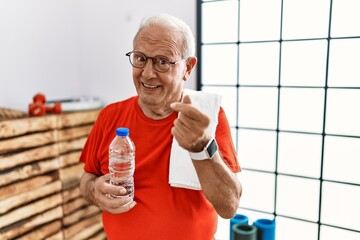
169, 89, 221, 190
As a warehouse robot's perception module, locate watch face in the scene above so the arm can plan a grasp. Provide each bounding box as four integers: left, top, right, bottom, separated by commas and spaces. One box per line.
207, 139, 218, 158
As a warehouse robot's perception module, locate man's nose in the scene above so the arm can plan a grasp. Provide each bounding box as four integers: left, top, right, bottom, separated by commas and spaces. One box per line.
142, 59, 157, 77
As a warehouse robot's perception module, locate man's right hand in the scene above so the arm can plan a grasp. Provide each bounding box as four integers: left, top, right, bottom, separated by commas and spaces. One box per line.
80, 172, 137, 214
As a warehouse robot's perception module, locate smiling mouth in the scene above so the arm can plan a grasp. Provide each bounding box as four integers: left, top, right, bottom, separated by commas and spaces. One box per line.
142, 83, 160, 89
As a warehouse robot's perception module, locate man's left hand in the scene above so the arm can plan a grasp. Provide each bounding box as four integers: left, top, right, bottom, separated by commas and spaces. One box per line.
170, 95, 211, 152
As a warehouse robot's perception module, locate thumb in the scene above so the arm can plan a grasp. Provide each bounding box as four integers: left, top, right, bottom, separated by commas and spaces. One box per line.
182, 95, 192, 104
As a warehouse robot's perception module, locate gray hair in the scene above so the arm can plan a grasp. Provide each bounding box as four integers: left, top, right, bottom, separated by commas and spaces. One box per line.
133, 13, 195, 58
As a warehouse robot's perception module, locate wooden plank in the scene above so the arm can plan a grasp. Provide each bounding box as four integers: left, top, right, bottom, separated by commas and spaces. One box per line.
58, 137, 87, 154
46, 231, 64, 240
57, 125, 92, 142
0, 143, 58, 171
63, 214, 102, 239
0, 158, 60, 187
0, 110, 100, 239
0, 206, 63, 240
0, 130, 57, 154
59, 163, 84, 190
67, 221, 103, 240
0, 180, 62, 214
16, 220, 62, 240
0, 107, 28, 122
90, 230, 107, 240
0, 173, 58, 200
63, 205, 101, 226
62, 186, 81, 203
59, 162, 83, 189
0, 193, 63, 229
63, 197, 88, 216
0, 115, 57, 138
59, 163, 83, 182
59, 151, 81, 168
58, 109, 100, 128
0, 109, 99, 139
62, 178, 81, 190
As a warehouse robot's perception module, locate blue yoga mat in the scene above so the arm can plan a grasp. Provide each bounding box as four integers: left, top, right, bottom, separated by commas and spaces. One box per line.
253, 218, 276, 240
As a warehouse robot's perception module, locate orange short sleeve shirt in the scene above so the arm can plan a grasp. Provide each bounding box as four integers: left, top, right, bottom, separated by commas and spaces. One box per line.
80, 96, 240, 240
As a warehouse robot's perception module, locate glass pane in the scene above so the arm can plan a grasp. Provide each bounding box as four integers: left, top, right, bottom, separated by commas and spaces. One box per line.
238, 87, 278, 129
202, 44, 238, 85
279, 88, 324, 133
281, 40, 327, 87
237, 129, 277, 172
239, 171, 275, 212
326, 89, 360, 136
321, 182, 360, 231
323, 136, 360, 185
239, 42, 280, 86
320, 225, 360, 240
200, 0, 360, 237
282, 0, 330, 39
202, 86, 237, 127
276, 217, 318, 240
202, 1, 238, 43
331, 0, 360, 37
239, 0, 281, 41
276, 176, 320, 221
278, 132, 322, 178
328, 39, 360, 87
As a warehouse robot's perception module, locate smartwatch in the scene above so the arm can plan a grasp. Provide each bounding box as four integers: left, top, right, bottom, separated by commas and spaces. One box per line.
188, 138, 218, 160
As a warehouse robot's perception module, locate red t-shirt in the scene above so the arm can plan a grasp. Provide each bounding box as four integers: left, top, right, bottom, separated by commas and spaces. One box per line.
80, 96, 240, 240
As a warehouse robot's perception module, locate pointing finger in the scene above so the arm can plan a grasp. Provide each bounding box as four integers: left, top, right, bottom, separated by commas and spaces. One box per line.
182, 95, 192, 104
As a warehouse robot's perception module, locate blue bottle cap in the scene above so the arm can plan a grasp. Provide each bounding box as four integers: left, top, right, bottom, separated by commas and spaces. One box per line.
116, 127, 129, 136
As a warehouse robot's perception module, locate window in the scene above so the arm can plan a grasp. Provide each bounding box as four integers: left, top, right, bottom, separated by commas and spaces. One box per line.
197, 0, 360, 239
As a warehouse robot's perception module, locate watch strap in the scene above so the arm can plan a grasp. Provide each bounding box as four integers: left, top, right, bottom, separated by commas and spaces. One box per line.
188, 149, 209, 160
188, 138, 217, 160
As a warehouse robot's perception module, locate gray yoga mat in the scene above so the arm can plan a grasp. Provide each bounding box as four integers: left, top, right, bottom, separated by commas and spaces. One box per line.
232, 224, 257, 240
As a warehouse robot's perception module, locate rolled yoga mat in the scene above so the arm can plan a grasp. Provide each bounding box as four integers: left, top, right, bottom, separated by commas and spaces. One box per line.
253, 219, 276, 240
230, 214, 249, 240
232, 224, 257, 240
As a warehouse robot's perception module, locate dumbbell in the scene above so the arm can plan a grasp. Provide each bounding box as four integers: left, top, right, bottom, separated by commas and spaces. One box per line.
29, 93, 62, 116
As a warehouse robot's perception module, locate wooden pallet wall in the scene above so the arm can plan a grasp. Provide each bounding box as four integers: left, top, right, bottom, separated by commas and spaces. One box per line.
0, 110, 106, 240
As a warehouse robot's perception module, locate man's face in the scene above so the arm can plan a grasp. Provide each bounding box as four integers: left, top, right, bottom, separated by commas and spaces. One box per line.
132, 24, 188, 111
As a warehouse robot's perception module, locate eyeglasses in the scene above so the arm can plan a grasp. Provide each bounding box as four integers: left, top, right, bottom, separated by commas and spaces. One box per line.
126, 51, 184, 73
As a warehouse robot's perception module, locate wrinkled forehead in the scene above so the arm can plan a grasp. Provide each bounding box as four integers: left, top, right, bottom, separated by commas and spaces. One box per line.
134, 25, 183, 56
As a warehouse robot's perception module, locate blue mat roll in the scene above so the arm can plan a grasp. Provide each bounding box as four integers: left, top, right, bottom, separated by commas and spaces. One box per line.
253, 219, 275, 240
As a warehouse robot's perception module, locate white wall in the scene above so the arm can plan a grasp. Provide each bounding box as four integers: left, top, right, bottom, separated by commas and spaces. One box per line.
0, 0, 80, 111
0, 0, 197, 111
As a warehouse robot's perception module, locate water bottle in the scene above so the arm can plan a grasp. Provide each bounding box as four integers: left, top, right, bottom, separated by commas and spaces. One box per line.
108, 127, 135, 199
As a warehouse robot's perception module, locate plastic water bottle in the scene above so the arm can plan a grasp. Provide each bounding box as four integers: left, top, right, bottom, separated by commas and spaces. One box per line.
108, 127, 135, 199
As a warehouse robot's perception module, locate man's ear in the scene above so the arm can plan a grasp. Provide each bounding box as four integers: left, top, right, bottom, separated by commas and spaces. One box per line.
183, 57, 197, 80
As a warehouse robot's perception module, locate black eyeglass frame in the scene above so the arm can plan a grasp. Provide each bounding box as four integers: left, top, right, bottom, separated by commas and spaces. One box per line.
125, 51, 185, 73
